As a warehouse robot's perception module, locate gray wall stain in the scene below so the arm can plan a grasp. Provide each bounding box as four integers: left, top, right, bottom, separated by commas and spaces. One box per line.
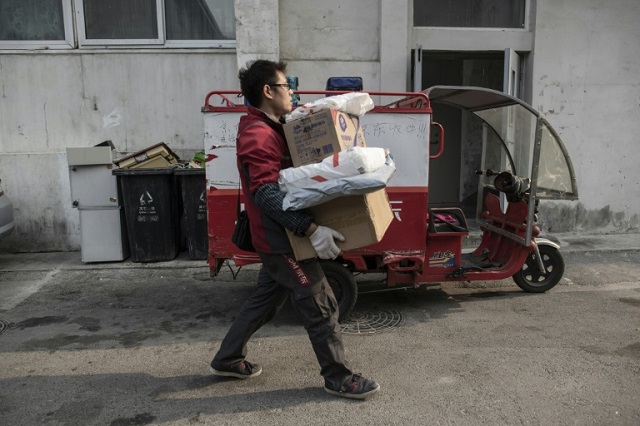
539, 202, 640, 234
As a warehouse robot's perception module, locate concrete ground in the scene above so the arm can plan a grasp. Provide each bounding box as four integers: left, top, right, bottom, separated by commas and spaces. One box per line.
0, 232, 639, 425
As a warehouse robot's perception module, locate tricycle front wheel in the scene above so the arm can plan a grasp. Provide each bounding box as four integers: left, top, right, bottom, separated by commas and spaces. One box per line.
512, 245, 565, 293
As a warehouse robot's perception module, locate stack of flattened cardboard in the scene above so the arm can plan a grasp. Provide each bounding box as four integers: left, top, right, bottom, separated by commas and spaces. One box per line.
282, 109, 393, 260
114, 142, 179, 169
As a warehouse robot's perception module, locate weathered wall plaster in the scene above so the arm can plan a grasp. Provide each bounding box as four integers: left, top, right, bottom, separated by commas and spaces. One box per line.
0, 52, 237, 252
531, 0, 640, 235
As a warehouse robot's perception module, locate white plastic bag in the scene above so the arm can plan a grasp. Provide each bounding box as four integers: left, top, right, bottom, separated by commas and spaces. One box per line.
278, 147, 387, 191
285, 92, 374, 121
281, 154, 396, 211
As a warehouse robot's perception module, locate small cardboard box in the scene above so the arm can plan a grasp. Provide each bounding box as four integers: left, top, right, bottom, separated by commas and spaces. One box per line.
283, 109, 366, 167
286, 188, 393, 261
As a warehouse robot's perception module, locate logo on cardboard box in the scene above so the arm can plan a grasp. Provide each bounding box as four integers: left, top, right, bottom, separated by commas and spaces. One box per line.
340, 134, 354, 145
338, 114, 348, 132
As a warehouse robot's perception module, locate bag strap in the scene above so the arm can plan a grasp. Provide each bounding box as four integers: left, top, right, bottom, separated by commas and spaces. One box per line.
235, 165, 254, 217
236, 184, 242, 217
235, 120, 268, 216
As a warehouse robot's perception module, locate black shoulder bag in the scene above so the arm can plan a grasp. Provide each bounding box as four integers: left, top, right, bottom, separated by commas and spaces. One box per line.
231, 166, 256, 252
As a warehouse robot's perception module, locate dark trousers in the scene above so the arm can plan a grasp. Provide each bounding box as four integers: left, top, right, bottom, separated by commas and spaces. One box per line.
211, 253, 352, 389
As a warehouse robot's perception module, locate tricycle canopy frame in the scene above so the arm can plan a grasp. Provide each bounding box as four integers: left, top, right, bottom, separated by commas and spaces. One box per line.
423, 86, 579, 247
424, 86, 579, 201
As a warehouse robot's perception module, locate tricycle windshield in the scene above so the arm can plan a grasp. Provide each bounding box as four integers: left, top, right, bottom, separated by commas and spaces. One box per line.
475, 104, 536, 181
536, 122, 577, 199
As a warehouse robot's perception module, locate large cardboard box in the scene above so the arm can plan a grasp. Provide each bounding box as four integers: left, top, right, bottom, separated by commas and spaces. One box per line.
286, 188, 393, 261
283, 109, 366, 167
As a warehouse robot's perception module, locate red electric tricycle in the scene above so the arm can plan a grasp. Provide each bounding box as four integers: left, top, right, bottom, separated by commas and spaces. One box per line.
202, 86, 578, 319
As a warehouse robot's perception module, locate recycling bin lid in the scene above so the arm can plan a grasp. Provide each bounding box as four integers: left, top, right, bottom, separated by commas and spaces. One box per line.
174, 167, 205, 175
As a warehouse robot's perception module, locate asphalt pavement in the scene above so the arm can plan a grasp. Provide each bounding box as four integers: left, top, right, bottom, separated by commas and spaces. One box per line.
0, 232, 639, 425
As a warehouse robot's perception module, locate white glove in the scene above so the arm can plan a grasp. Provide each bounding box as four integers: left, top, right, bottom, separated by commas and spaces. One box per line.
309, 226, 345, 259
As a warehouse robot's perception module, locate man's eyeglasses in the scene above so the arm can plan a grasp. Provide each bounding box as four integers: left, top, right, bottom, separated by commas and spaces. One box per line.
270, 83, 291, 90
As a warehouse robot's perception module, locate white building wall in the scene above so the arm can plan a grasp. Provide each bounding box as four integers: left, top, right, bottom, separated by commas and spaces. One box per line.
531, 0, 640, 233
234, 0, 280, 67
279, 0, 382, 93
0, 51, 238, 251
1, 0, 639, 253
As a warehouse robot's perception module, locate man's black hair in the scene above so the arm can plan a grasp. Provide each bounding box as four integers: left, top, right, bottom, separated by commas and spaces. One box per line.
239, 60, 287, 108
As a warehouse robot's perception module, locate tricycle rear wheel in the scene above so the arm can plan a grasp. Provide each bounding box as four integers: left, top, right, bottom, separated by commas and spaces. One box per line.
512, 245, 565, 293
319, 260, 357, 321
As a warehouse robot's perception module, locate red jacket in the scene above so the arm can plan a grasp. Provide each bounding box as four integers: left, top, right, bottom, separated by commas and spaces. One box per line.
236, 107, 309, 253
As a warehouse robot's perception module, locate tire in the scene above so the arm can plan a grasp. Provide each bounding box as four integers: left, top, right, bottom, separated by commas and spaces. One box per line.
512, 245, 565, 293
319, 260, 358, 321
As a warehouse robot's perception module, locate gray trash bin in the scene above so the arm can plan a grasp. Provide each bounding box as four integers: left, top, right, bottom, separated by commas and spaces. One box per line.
67, 145, 130, 262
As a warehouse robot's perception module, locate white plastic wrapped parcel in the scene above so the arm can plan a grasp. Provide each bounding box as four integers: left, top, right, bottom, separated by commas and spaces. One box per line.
279, 148, 396, 211
279, 147, 387, 188
285, 92, 374, 121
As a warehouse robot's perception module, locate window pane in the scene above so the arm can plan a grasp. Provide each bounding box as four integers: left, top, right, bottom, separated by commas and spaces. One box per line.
165, 0, 235, 40
83, 0, 158, 39
414, 0, 525, 28
0, 0, 65, 41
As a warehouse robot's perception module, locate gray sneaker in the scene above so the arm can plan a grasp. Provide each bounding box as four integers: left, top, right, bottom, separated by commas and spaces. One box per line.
324, 373, 380, 400
210, 361, 262, 379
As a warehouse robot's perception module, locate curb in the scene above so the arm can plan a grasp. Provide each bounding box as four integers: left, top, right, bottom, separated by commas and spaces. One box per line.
1, 233, 638, 273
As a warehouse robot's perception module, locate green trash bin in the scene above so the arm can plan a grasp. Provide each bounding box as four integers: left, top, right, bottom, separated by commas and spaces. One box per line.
113, 167, 179, 262
175, 167, 208, 260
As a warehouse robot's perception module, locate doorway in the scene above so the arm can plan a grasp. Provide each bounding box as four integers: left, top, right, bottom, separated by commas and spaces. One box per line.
416, 51, 505, 217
